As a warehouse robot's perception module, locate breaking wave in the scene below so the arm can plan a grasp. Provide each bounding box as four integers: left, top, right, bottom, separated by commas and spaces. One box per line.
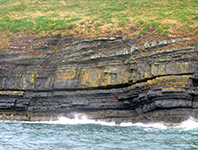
2, 114, 198, 130
178, 117, 198, 130
23, 114, 198, 129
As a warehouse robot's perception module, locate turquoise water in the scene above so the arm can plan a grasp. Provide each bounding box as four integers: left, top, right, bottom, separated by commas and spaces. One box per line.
0, 116, 198, 150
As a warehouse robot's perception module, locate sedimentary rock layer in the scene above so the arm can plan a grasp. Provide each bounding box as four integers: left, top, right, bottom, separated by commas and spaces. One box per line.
0, 34, 198, 123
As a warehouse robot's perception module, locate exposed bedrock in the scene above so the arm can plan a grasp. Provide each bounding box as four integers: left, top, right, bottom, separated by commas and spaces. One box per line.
0, 34, 198, 123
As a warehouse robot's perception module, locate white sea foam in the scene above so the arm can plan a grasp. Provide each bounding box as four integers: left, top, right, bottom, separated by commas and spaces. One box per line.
179, 117, 198, 131
25, 115, 116, 126
29, 114, 167, 129
47, 115, 198, 130
52, 115, 167, 129
53, 115, 116, 126
129, 122, 167, 129
2, 114, 198, 130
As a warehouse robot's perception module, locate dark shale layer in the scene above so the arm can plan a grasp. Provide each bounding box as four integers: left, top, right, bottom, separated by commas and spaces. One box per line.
0, 34, 198, 124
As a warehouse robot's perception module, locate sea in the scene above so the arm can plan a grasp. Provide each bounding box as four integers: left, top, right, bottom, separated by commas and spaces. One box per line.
0, 114, 198, 150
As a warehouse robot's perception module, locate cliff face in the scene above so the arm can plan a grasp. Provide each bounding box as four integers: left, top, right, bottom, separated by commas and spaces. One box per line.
0, 34, 198, 124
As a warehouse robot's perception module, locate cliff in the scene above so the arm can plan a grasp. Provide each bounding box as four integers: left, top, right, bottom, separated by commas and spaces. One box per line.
0, 34, 198, 124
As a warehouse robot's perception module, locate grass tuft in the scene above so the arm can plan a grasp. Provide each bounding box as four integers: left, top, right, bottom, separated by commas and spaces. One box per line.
103, 7, 124, 11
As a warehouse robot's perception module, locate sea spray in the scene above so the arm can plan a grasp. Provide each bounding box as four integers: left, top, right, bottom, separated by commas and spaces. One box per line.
2, 114, 198, 130
17, 114, 198, 130
22, 114, 168, 129
1, 115, 198, 149
179, 117, 198, 130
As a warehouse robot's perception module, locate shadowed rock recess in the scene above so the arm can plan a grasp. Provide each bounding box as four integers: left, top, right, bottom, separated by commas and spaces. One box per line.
0, 34, 198, 124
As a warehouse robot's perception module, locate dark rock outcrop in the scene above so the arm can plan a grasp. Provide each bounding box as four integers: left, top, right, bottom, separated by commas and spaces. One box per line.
0, 34, 198, 124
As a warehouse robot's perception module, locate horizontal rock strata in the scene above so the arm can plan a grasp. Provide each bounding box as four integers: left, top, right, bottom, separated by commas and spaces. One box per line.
0, 34, 198, 124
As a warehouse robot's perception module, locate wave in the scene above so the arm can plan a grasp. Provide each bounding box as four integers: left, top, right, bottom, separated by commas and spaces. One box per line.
178, 117, 198, 131
31, 115, 198, 130
1, 114, 198, 130
22, 114, 168, 129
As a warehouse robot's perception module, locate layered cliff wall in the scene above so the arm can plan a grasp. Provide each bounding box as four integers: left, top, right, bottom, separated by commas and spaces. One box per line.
0, 34, 198, 124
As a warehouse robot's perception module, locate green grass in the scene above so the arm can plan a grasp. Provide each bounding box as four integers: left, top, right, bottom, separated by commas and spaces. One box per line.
122, 58, 126, 62
155, 28, 164, 33
195, 29, 198, 35
0, 0, 197, 39
103, 7, 124, 11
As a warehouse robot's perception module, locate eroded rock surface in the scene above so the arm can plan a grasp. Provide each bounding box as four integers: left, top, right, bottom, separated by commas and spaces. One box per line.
0, 34, 198, 124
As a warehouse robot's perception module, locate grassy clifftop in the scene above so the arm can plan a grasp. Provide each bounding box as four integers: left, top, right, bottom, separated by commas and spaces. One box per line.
0, 0, 198, 48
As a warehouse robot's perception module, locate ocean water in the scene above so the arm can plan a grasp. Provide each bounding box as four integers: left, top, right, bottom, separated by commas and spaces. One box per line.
0, 115, 198, 150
